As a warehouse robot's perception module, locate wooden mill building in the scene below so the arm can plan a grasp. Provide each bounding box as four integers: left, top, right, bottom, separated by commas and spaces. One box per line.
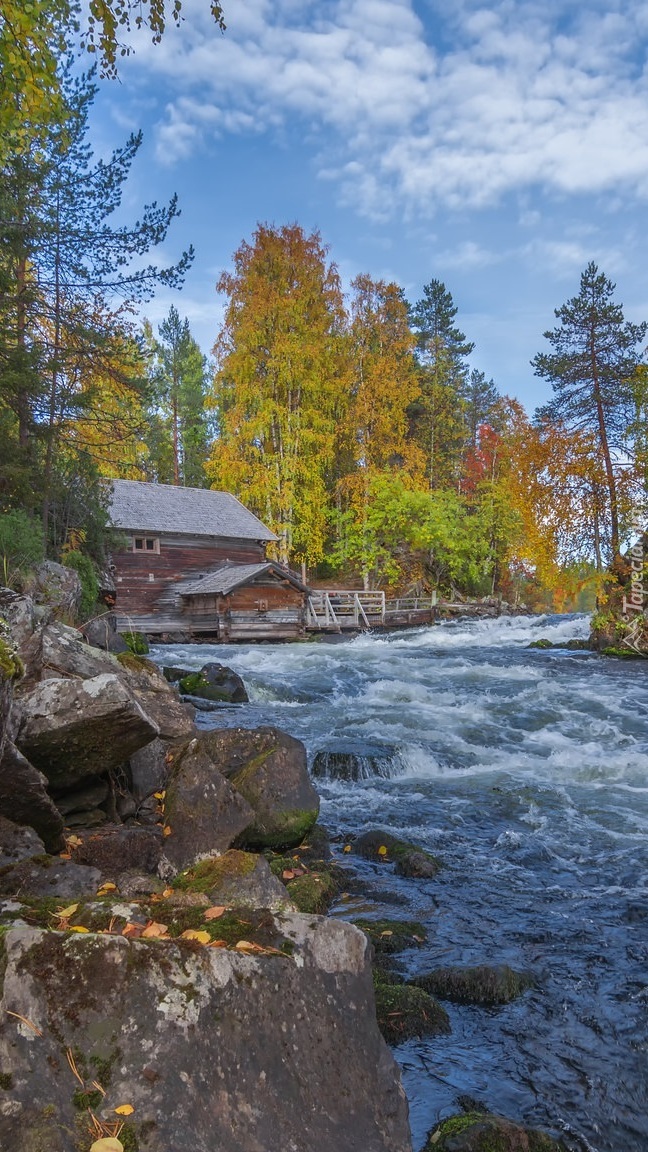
108, 480, 309, 641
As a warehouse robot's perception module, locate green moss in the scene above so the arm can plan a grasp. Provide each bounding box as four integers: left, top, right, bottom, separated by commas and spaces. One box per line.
528, 638, 553, 649
72, 1087, 103, 1111
353, 918, 427, 955
178, 672, 209, 695
0, 1072, 13, 1089
0, 636, 23, 681
119, 1124, 140, 1152
423, 1113, 563, 1152
174, 851, 258, 893
239, 808, 320, 852
601, 646, 643, 659
115, 651, 157, 674
413, 964, 533, 1006
285, 870, 338, 914
122, 631, 150, 655
373, 970, 450, 1045
351, 830, 441, 876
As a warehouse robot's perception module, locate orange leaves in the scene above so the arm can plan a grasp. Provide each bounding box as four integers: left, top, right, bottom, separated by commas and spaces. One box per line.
203, 906, 226, 921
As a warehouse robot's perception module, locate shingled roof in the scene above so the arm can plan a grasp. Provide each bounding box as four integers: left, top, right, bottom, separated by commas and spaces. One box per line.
180, 562, 309, 597
108, 480, 277, 541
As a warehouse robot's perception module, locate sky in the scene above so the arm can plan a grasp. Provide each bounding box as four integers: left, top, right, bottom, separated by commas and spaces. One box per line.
91, 0, 648, 411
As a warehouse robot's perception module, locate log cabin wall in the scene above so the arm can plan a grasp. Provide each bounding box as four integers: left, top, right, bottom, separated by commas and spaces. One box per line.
183, 576, 306, 642
112, 533, 267, 633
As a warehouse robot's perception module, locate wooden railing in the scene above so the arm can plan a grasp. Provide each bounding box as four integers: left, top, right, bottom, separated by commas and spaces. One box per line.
306, 590, 386, 629
384, 593, 438, 612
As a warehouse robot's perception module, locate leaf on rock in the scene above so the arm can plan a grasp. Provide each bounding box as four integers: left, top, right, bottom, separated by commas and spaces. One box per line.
180, 929, 211, 944
163, 826, 172, 837
55, 903, 79, 919
90, 1140, 124, 1152
141, 921, 169, 939
122, 922, 144, 939
114, 1104, 135, 1116
204, 906, 226, 920
282, 870, 295, 880
208, 939, 228, 948
153, 791, 166, 800
68, 925, 90, 933
377, 845, 388, 857
97, 883, 118, 896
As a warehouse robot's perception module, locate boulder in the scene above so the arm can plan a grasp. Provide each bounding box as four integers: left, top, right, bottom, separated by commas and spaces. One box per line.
70, 825, 163, 878
128, 738, 171, 801
0, 740, 64, 853
424, 1112, 563, 1151
0, 918, 412, 1152
312, 743, 394, 781
83, 613, 129, 653
353, 830, 442, 879
201, 727, 319, 851
174, 850, 295, 911
16, 673, 159, 789
413, 964, 533, 1006
161, 736, 255, 871
30, 559, 81, 617
374, 971, 451, 1045
0, 816, 45, 866
52, 778, 110, 816
0, 857, 102, 898
114, 653, 196, 741
179, 662, 249, 703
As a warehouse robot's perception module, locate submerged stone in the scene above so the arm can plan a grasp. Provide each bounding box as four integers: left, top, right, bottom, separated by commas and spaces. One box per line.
413, 964, 533, 1006
423, 1111, 564, 1151
373, 970, 451, 1045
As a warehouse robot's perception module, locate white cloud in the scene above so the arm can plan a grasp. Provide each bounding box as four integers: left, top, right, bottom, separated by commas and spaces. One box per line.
121, 0, 648, 217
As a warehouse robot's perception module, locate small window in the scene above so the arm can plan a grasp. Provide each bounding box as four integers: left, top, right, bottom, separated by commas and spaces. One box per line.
132, 536, 159, 554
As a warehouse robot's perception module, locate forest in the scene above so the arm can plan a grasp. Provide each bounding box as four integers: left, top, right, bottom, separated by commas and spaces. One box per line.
1, 1, 647, 613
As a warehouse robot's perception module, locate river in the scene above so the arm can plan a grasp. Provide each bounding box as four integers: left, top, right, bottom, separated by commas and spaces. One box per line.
151, 613, 648, 1152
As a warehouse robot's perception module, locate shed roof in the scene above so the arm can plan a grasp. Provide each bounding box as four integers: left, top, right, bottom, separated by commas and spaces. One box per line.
108, 480, 277, 541
180, 562, 309, 597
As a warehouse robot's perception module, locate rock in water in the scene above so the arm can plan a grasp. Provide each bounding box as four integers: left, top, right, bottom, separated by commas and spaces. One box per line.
201, 727, 320, 851
0, 918, 412, 1152
179, 662, 249, 703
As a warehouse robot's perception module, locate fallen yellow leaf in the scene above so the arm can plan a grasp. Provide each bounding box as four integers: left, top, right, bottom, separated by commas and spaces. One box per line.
122, 922, 144, 938
180, 929, 211, 944
208, 939, 227, 948
162, 887, 174, 898
65, 834, 82, 847
163, 826, 172, 837
343, 844, 352, 853
153, 791, 166, 800
55, 903, 79, 919
235, 939, 266, 954
114, 1103, 135, 1116
204, 906, 226, 921
68, 925, 90, 933
97, 883, 117, 896
90, 1140, 124, 1152
377, 845, 388, 857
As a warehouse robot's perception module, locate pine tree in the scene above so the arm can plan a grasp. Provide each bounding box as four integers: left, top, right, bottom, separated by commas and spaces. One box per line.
143, 307, 211, 487
409, 279, 474, 489
533, 263, 647, 560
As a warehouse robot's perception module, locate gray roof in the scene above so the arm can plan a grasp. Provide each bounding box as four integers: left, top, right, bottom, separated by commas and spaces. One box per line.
108, 480, 277, 541
180, 562, 309, 597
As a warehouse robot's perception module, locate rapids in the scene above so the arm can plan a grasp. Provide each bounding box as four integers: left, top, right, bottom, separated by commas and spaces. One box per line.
151, 613, 648, 1152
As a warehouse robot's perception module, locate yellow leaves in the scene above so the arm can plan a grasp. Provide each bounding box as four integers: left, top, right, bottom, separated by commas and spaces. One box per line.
56, 903, 79, 919
68, 925, 90, 933
203, 906, 226, 921
343, 844, 352, 853
377, 845, 388, 857
180, 930, 211, 945
113, 1104, 134, 1117
96, 883, 118, 897
153, 791, 165, 801
163, 826, 172, 837
91, 1140, 124, 1152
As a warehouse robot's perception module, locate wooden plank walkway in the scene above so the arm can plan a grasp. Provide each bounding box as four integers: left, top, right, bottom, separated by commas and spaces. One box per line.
306, 591, 437, 632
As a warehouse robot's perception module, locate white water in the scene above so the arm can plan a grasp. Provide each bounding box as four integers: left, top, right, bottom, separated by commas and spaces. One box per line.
152, 614, 648, 1152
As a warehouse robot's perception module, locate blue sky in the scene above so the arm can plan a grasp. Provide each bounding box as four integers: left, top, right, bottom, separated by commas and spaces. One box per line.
91, 0, 648, 411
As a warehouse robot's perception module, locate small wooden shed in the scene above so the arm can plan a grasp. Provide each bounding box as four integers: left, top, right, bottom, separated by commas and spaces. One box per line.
108, 480, 308, 640
177, 562, 310, 641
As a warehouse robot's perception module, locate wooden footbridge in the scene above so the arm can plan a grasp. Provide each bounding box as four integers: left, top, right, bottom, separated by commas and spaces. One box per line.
306, 590, 437, 633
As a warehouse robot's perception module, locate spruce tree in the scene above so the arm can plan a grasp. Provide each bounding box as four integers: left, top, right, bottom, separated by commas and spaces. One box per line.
533, 263, 647, 560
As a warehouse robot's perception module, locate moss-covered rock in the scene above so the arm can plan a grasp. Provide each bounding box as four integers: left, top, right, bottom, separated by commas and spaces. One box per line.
122, 631, 150, 655
174, 850, 293, 911
373, 969, 450, 1045
353, 918, 427, 955
413, 964, 533, 1006
527, 639, 553, 649
284, 869, 339, 914
352, 830, 441, 878
179, 663, 248, 704
423, 1111, 564, 1151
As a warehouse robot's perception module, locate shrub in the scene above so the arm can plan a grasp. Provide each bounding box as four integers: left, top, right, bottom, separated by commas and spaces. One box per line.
62, 551, 99, 622
0, 509, 44, 589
